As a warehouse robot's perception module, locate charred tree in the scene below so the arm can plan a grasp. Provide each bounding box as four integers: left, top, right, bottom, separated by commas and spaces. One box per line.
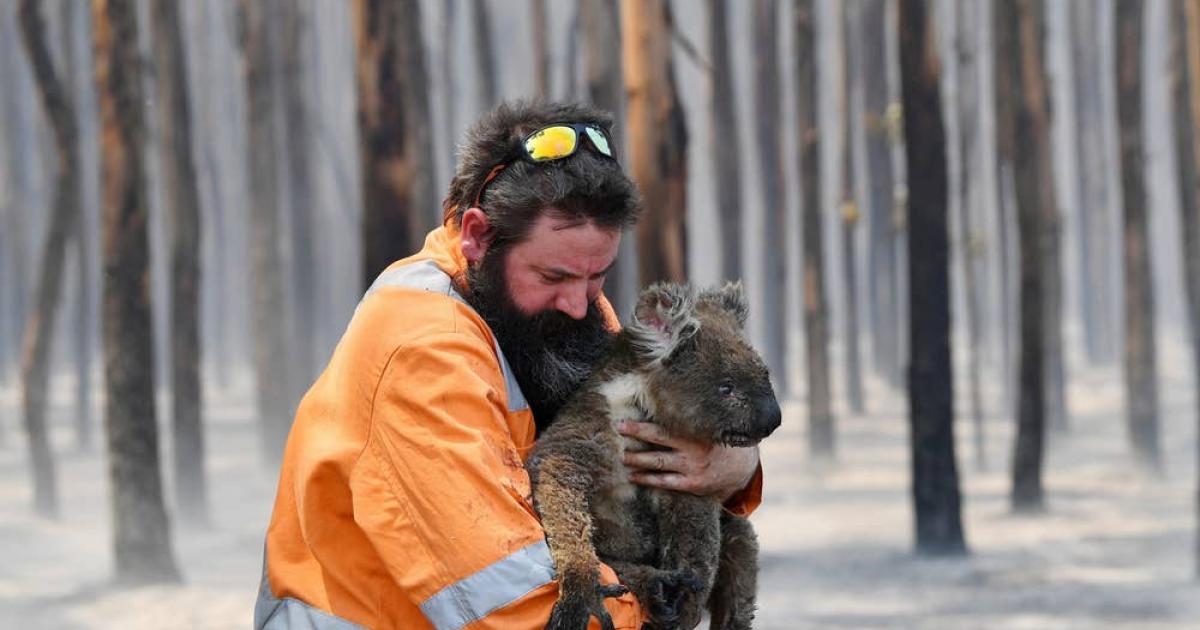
797, 0, 833, 459
1003, 0, 1052, 512
954, 0, 987, 472
281, 1, 319, 387
151, 0, 208, 525
751, 0, 788, 390
709, 0, 743, 283
1071, 1, 1118, 364
582, 0, 634, 316
531, 0, 549, 98
839, 2, 864, 414
899, 0, 967, 555
992, 0, 1018, 417
1175, 0, 1200, 579
1116, 0, 1162, 471
355, 0, 436, 286
622, 0, 689, 285
471, 0, 497, 107
861, 0, 900, 388
94, 0, 180, 582
17, 0, 82, 518
241, 0, 292, 466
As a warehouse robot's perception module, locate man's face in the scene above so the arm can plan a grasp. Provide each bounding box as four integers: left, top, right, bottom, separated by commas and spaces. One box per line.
464, 214, 621, 430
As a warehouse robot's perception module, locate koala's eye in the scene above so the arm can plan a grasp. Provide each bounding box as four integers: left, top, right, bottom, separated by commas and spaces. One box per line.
718, 382, 735, 397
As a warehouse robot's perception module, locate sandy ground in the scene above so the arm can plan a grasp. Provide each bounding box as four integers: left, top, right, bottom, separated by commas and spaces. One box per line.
0, 353, 1198, 629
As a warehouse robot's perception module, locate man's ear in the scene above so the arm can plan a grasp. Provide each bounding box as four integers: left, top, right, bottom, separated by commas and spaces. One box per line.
460, 207, 494, 264
627, 282, 700, 363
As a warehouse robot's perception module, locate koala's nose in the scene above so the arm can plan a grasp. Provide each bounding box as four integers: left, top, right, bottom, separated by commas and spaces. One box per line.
756, 394, 782, 437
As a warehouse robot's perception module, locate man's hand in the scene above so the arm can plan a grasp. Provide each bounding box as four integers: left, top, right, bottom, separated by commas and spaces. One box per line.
615, 420, 759, 502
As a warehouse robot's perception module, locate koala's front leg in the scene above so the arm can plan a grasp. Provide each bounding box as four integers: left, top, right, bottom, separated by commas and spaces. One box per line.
531, 453, 624, 630
707, 512, 759, 630
652, 493, 721, 629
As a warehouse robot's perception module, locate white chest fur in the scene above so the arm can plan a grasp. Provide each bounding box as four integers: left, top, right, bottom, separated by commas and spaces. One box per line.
596, 372, 652, 502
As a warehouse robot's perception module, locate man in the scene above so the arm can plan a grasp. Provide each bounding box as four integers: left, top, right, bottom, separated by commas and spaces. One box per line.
255, 102, 763, 630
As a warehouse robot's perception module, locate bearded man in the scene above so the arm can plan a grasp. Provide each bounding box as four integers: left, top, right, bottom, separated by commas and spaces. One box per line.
255, 102, 763, 630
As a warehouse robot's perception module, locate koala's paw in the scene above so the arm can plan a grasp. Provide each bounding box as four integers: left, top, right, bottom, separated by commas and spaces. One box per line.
548, 579, 629, 630
645, 568, 704, 630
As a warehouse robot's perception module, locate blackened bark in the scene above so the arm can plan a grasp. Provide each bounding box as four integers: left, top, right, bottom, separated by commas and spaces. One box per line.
355, 0, 435, 286
94, 0, 180, 582
623, 0, 689, 286
152, 0, 208, 525
1115, 0, 1162, 471
796, 0, 833, 459
954, 0, 987, 472
1175, 0, 1200, 578
839, 3, 863, 414
1071, 1, 1117, 364
751, 0, 788, 391
861, 0, 899, 388
241, 0, 292, 466
471, 0, 497, 107
18, 0, 81, 518
709, 0, 743, 282
993, 0, 1018, 417
1005, 0, 1051, 512
899, 0, 966, 555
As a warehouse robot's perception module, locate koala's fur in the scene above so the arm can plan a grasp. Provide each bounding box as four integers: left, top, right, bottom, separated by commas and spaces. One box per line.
527, 282, 782, 630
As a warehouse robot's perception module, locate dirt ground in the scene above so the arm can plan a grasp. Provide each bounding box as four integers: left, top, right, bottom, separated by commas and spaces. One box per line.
1, 351, 1198, 629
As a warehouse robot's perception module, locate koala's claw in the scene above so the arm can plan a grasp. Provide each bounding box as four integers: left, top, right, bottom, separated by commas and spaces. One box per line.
547, 580, 626, 630
646, 568, 703, 629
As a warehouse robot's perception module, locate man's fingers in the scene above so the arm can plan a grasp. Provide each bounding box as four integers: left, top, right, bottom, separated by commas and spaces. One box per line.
628, 471, 688, 491
615, 420, 677, 447
623, 449, 679, 472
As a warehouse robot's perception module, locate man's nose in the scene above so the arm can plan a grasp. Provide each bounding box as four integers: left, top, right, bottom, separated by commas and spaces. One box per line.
555, 284, 589, 320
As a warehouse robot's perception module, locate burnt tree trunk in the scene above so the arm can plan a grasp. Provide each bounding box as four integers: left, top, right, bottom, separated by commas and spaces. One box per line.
993, 0, 1018, 418
1004, 0, 1052, 512
582, 0, 634, 317
751, 0, 788, 390
241, 0, 292, 466
531, 0, 549, 99
151, 0, 208, 525
471, 0, 497, 108
17, 0, 81, 518
94, 0, 180, 582
861, 0, 900, 388
355, 0, 435, 286
281, 2, 319, 387
1175, 0, 1200, 579
1071, 1, 1118, 364
839, 3, 864, 414
954, 0, 987, 472
1116, 0, 1162, 471
899, 0, 967, 555
623, 0, 689, 286
797, 0, 833, 459
708, 0, 743, 283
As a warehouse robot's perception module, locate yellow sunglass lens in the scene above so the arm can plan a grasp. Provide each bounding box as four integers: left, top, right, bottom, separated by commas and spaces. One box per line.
526, 126, 578, 160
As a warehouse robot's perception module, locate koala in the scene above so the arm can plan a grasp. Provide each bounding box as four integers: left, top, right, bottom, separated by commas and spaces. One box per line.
526, 281, 782, 630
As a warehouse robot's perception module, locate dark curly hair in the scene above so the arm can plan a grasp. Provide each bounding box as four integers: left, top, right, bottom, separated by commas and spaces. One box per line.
442, 101, 642, 250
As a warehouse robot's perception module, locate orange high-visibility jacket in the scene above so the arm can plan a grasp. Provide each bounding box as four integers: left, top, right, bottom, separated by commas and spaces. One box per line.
255, 223, 763, 630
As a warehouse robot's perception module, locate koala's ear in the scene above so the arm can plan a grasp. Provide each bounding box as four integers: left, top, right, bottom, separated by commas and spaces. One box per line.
628, 282, 700, 362
699, 281, 749, 329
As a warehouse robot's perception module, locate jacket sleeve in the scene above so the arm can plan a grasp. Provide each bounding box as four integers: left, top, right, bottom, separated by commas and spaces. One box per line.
722, 462, 764, 518
349, 331, 645, 630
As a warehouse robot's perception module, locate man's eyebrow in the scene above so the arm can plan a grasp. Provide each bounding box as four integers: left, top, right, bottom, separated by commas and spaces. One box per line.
536, 260, 616, 279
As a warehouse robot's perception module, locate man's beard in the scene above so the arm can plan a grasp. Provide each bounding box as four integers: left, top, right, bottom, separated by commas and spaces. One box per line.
464, 249, 614, 433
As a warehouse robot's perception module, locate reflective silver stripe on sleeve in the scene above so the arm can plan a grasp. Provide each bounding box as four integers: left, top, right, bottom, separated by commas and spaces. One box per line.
360, 260, 529, 412
418, 540, 556, 630
255, 550, 367, 630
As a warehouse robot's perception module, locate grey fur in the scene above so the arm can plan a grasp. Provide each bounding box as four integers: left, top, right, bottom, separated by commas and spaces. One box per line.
528, 282, 782, 630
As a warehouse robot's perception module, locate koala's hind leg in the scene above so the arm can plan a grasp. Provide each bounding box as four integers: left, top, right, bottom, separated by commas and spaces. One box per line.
651, 493, 721, 629
706, 512, 759, 630
607, 561, 702, 630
